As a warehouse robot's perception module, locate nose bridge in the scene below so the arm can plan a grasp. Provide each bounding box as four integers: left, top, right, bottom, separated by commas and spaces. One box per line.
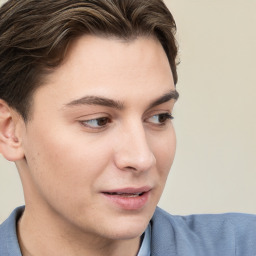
114, 120, 156, 171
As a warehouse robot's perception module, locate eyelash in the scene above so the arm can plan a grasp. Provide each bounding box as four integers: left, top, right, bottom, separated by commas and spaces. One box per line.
79, 113, 173, 130
80, 117, 110, 129
147, 113, 174, 126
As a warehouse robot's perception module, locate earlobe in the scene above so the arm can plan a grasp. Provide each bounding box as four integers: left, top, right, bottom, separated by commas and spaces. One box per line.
0, 100, 25, 161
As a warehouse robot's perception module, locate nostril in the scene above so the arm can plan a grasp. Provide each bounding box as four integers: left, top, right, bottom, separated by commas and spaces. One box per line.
126, 166, 137, 170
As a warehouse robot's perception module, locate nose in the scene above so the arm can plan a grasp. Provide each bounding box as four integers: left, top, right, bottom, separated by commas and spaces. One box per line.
113, 122, 156, 172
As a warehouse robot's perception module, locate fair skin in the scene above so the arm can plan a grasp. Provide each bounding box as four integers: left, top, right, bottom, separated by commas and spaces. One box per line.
0, 35, 177, 256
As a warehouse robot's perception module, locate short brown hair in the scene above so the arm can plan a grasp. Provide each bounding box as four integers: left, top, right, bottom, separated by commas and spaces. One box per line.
0, 0, 178, 121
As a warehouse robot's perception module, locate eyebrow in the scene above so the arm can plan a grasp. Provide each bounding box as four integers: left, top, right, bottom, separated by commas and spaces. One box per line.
65, 95, 124, 110
148, 90, 179, 109
64, 90, 179, 110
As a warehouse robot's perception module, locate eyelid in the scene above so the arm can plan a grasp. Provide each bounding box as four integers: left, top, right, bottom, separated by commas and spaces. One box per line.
76, 112, 110, 120
77, 113, 112, 130
144, 108, 173, 119
144, 112, 174, 126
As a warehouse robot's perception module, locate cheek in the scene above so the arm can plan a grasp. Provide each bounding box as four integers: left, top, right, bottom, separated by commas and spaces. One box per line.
23, 126, 111, 202
152, 128, 176, 177
146, 128, 176, 205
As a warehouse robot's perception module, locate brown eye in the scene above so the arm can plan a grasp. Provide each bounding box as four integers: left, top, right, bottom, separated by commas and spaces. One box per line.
159, 113, 173, 123
147, 113, 173, 125
97, 117, 109, 126
81, 117, 110, 128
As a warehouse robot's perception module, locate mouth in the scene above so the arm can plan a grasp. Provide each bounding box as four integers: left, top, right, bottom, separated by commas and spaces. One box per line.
103, 192, 145, 198
102, 187, 151, 210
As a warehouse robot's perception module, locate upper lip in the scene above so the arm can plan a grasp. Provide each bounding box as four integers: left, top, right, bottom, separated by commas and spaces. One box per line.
102, 186, 152, 194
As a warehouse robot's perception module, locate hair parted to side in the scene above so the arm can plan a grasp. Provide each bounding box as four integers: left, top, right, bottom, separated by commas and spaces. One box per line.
0, 0, 178, 121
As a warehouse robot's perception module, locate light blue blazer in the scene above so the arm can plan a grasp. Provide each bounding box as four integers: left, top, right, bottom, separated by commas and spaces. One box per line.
151, 207, 256, 255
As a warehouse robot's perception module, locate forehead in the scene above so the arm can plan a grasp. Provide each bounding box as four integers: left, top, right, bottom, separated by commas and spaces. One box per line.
57, 34, 171, 79
30, 35, 175, 114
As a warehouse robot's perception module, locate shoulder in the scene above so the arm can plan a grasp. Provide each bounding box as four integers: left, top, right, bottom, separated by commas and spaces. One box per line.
0, 206, 24, 256
150, 207, 256, 256
153, 207, 256, 230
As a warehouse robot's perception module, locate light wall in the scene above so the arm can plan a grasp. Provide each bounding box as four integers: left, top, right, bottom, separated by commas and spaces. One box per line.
159, 0, 256, 214
0, 0, 256, 223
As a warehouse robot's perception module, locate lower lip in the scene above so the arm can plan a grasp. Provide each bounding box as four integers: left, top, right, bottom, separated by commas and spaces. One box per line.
102, 191, 150, 210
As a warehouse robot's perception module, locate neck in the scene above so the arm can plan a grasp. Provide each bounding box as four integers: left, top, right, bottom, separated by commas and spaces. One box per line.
17, 207, 141, 256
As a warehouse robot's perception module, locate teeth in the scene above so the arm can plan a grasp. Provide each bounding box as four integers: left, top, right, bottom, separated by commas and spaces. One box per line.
119, 193, 140, 197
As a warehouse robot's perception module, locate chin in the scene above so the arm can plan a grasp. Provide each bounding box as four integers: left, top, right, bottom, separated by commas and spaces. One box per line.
105, 213, 151, 240
107, 226, 147, 241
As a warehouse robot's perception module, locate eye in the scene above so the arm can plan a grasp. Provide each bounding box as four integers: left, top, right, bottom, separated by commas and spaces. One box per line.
80, 117, 111, 129
146, 113, 173, 125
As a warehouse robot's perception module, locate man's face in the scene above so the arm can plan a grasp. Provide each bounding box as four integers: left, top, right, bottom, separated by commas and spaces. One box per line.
19, 36, 177, 240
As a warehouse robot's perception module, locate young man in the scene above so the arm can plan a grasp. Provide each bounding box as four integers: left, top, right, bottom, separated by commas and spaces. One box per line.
0, 1, 256, 256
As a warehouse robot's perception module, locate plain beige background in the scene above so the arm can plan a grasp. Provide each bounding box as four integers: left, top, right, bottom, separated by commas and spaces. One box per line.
0, 0, 255, 223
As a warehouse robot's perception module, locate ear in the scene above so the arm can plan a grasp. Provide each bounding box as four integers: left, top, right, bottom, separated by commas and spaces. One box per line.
0, 100, 25, 161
